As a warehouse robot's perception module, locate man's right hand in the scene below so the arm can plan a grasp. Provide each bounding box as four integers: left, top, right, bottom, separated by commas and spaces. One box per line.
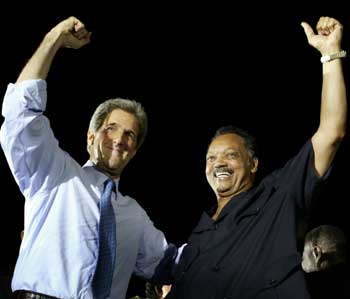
16, 16, 91, 82
50, 16, 91, 49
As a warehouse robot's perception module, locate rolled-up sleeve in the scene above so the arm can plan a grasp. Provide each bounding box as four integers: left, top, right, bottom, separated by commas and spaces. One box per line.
0, 80, 67, 197
2, 80, 47, 121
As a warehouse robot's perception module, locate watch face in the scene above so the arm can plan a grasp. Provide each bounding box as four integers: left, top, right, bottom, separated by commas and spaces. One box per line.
320, 55, 330, 63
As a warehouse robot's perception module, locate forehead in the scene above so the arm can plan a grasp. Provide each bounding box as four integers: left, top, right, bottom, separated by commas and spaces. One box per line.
208, 133, 246, 153
103, 109, 139, 132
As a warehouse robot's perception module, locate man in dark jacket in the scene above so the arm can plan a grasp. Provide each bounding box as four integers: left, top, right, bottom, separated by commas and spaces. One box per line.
167, 16, 347, 299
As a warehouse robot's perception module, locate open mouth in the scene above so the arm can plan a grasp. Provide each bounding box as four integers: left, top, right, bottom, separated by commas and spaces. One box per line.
214, 168, 233, 178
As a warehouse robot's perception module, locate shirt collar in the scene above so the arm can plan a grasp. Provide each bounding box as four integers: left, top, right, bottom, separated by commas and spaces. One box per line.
83, 160, 120, 191
194, 187, 257, 233
206, 186, 257, 221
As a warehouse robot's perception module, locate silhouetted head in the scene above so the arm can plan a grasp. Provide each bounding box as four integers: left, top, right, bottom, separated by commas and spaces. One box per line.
302, 225, 347, 273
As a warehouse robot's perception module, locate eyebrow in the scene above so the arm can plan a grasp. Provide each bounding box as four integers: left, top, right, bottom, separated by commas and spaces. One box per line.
106, 122, 117, 127
207, 148, 239, 155
105, 122, 137, 135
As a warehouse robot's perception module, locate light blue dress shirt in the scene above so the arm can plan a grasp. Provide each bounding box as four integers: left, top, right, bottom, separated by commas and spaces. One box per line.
0, 80, 169, 299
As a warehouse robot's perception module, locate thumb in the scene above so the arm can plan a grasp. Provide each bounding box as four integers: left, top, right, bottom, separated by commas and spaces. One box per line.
301, 22, 315, 42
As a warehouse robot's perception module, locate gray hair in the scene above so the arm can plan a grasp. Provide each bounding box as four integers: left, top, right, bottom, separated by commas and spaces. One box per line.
88, 98, 148, 150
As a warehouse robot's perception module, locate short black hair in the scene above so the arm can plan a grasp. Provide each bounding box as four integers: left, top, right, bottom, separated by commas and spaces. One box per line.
306, 225, 347, 266
211, 125, 258, 159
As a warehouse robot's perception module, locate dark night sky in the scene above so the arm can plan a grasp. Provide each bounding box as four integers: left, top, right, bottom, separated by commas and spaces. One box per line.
0, 6, 349, 296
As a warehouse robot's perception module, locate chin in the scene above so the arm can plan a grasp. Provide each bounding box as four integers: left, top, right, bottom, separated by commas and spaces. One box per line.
302, 262, 315, 273
105, 159, 122, 169
216, 188, 230, 194
216, 189, 236, 199
106, 164, 121, 173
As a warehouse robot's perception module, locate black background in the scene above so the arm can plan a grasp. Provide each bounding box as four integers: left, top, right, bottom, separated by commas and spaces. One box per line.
0, 5, 349, 298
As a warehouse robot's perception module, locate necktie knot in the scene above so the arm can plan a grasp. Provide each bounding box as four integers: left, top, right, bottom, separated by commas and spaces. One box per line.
104, 179, 116, 194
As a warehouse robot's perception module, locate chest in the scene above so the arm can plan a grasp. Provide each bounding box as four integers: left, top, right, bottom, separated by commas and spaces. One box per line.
175, 187, 303, 295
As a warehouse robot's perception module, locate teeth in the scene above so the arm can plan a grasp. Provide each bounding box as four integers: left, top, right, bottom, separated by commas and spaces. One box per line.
216, 172, 231, 177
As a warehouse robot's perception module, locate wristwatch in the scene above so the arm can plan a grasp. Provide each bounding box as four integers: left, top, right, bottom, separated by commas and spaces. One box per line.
320, 50, 347, 63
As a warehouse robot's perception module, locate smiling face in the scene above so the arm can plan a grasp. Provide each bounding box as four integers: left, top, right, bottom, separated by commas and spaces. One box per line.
87, 109, 139, 178
205, 133, 258, 200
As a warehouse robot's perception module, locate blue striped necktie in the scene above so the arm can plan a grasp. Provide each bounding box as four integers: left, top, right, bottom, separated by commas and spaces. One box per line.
92, 178, 117, 299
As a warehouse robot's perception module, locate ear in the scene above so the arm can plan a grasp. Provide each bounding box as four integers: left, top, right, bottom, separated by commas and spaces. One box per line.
313, 245, 322, 263
251, 158, 259, 173
87, 130, 95, 148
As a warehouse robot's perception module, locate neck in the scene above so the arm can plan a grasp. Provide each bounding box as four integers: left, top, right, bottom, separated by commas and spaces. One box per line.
212, 182, 253, 221
212, 196, 232, 221
93, 164, 120, 180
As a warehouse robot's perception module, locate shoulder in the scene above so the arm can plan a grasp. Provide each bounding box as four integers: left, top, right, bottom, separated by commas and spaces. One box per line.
117, 191, 149, 217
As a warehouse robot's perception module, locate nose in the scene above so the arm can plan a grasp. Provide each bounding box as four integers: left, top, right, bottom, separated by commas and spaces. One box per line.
110, 129, 126, 146
214, 155, 227, 168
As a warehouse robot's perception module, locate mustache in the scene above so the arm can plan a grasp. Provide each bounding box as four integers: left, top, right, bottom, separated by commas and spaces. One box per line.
214, 167, 233, 176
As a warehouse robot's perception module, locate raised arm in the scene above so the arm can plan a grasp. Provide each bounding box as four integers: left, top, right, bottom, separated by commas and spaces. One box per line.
0, 17, 91, 195
301, 17, 347, 177
17, 16, 91, 83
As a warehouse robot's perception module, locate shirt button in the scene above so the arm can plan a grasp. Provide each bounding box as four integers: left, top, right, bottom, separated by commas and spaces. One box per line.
269, 279, 276, 285
213, 266, 220, 271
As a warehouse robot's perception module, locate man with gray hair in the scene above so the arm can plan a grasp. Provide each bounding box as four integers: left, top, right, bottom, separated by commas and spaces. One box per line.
0, 16, 174, 299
